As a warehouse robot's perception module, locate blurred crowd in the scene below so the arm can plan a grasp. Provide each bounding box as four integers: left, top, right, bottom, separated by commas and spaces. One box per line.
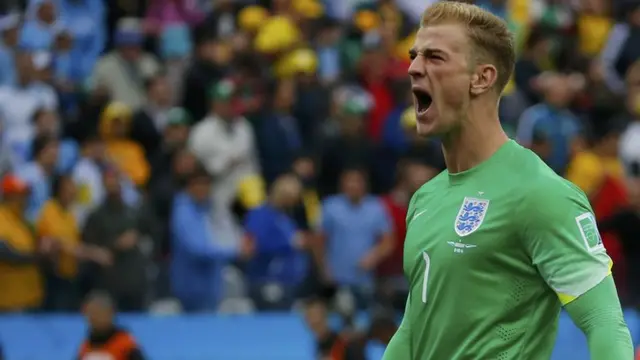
0, 0, 640, 356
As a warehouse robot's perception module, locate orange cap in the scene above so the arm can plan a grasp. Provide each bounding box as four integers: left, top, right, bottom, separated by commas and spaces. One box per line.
1, 174, 29, 195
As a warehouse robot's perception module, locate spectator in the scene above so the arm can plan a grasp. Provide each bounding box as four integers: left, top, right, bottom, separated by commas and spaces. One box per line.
148, 108, 192, 185
99, 102, 150, 187
291, 154, 321, 228
78, 291, 145, 360
600, 178, 640, 306
36, 174, 111, 311
90, 18, 160, 109
58, 0, 106, 83
0, 174, 44, 311
303, 296, 348, 360
143, 0, 203, 35
317, 167, 393, 309
397, 107, 445, 169
189, 78, 260, 209
170, 167, 253, 312
131, 74, 176, 158
27, 108, 79, 173
244, 174, 309, 310
149, 148, 196, 256
516, 73, 583, 174
16, 134, 59, 221
20, 0, 59, 51
318, 91, 377, 196
0, 12, 20, 86
255, 78, 304, 184
514, 26, 552, 106
181, 28, 232, 121
600, 0, 640, 94
82, 169, 155, 311
620, 60, 640, 177
0, 50, 58, 145
72, 134, 140, 228
201, 0, 241, 40
342, 311, 398, 360
158, 24, 192, 102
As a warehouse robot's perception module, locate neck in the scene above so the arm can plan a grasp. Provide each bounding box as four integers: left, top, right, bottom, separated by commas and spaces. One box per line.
441, 100, 508, 173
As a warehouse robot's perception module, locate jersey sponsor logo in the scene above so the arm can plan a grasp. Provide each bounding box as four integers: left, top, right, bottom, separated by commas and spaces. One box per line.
575, 212, 604, 252
454, 197, 490, 237
447, 241, 477, 253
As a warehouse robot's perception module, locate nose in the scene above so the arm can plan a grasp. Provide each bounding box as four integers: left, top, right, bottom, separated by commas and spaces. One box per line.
408, 56, 425, 78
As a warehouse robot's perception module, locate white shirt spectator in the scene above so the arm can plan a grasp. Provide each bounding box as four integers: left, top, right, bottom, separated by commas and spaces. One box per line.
0, 81, 57, 134
620, 121, 640, 176
188, 114, 260, 210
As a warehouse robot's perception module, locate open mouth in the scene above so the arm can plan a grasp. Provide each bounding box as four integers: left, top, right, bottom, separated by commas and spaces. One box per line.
413, 89, 432, 114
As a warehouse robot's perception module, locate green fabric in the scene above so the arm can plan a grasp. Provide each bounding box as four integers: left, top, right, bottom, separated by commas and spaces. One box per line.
565, 276, 634, 360
382, 140, 615, 359
166, 107, 192, 125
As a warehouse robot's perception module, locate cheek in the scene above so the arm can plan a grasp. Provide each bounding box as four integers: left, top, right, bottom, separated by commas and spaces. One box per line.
433, 68, 468, 106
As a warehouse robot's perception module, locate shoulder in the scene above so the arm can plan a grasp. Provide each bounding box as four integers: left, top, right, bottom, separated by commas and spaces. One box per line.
364, 195, 386, 210
16, 163, 38, 179
518, 103, 548, 120
517, 160, 591, 222
322, 195, 343, 209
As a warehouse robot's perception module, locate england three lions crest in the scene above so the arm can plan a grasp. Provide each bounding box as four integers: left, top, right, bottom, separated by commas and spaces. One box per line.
454, 197, 490, 237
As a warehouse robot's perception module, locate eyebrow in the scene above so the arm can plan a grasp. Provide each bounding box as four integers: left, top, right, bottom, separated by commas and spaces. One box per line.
409, 47, 447, 58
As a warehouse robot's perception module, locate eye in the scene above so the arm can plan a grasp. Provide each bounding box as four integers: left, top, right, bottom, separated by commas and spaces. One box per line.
429, 54, 444, 62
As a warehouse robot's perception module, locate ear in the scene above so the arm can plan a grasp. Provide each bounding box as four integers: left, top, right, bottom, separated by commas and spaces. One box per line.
470, 64, 498, 95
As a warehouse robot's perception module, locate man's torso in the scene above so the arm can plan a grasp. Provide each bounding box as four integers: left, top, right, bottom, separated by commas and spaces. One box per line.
403, 141, 562, 359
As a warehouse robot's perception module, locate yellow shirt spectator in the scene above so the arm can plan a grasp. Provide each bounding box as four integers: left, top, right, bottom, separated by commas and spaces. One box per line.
0, 204, 43, 311
577, 14, 612, 56
36, 200, 80, 279
100, 102, 150, 186
566, 151, 625, 196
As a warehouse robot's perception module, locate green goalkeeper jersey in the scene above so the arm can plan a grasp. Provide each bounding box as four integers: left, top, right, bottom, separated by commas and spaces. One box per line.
384, 140, 612, 360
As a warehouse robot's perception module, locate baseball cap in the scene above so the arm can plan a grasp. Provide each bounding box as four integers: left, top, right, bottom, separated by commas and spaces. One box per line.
209, 79, 237, 101
1, 174, 29, 195
166, 107, 192, 126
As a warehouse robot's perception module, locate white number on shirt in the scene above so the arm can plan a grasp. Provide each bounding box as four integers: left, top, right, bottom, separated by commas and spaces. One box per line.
422, 251, 431, 304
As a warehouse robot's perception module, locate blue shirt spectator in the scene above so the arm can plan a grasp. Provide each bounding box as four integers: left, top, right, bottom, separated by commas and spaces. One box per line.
0, 13, 20, 87
20, 0, 60, 51
244, 204, 307, 285
321, 189, 392, 289
170, 170, 246, 312
15, 135, 58, 222
243, 174, 308, 310
58, 0, 105, 82
516, 102, 581, 174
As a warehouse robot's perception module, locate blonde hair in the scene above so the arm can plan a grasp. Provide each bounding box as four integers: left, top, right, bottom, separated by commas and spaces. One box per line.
421, 1, 515, 93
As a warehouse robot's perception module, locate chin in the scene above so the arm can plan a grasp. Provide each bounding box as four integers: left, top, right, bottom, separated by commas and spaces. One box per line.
416, 120, 446, 137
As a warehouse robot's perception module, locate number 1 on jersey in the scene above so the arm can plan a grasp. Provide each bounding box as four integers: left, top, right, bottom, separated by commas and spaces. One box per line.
422, 252, 431, 303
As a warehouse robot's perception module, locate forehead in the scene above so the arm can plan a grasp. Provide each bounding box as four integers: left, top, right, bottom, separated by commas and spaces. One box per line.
413, 23, 470, 55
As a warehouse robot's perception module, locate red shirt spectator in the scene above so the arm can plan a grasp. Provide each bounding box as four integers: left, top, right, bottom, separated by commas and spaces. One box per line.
377, 193, 408, 277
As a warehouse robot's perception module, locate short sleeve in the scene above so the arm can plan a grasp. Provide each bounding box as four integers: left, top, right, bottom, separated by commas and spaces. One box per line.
521, 180, 612, 305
